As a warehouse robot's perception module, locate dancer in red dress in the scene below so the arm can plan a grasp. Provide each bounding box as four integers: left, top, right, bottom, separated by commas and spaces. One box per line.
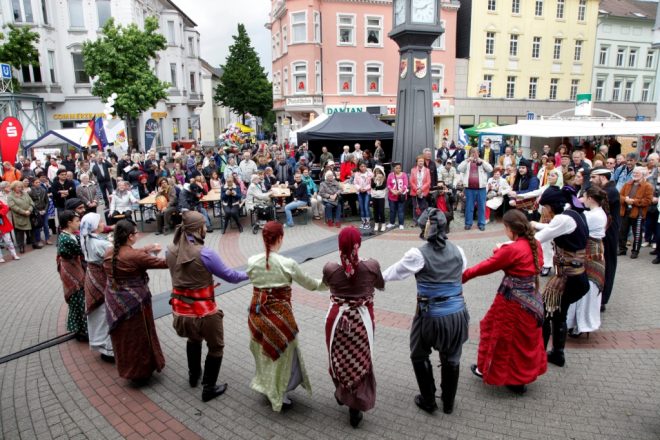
462, 210, 547, 394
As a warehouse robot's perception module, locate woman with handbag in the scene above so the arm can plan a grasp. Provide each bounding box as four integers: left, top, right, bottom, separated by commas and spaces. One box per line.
7, 181, 39, 253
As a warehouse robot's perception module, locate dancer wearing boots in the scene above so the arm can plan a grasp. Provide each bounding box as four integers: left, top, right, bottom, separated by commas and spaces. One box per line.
531, 186, 589, 367
166, 211, 248, 401
463, 210, 546, 394
383, 208, 469, 414
323, 227, 384, 428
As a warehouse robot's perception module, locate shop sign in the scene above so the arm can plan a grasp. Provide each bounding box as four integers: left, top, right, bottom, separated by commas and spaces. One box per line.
286, 97, 323, 107
432, 100, 453, 116
53, 113, 104, 120
325, 105, 366, 114
151, 112, 168, 119
386, 105, 397, 116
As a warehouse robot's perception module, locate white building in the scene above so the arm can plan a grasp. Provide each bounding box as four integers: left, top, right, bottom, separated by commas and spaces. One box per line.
0, 0, 205, 151
199, 59, 240, 147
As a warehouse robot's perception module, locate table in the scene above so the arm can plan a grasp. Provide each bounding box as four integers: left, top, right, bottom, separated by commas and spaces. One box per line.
202, 189, 223, 222
340, 183, 357, 194
137, 194, 158, 231
270, 187, 291, 198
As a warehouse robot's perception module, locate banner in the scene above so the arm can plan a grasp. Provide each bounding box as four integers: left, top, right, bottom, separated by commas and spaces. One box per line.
0, 117, 23, 162
104, 119, 128, 153
144, 119, 159, 151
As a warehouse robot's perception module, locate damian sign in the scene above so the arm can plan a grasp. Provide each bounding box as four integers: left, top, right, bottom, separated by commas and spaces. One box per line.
0, 117, 23, 161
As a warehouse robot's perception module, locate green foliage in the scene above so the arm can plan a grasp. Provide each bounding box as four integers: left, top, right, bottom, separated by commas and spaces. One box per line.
214, 24, 272, 121
0, 24, 40, 91
82, 17, 169, 118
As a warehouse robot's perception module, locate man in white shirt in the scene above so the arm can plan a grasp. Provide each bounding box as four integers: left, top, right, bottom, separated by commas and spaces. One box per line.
238, 151, 257, 185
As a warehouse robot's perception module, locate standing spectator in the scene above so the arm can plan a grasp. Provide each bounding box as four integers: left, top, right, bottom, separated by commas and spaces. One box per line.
458, 148, 493, 231
614, 152, 638, 191
29, 177, 50, 246
410, 156, 431, 225
386, 162, 408, 230
371, 166, 387, 232
361, 150, 376, 170
319, 146, 334, 170
423, 148, 438, 189
273, 154, 294, 185
643, 153, 659, 248
238, 151, 257, 186
2, 161, 22, 183
0, 199, 19, 262
223, 155, 240, 181
8, 181, 38, 253
354, 161, 374, 229
554, 145, 568, 167
51, 168, 74, 216
481, 139, 497, 170
221, 174, 243, 233
374, 140, 385, 164
618, 167, 654, 258
340, 145, 351, 163
76, 174, 99, 214
61, 154, 76, 173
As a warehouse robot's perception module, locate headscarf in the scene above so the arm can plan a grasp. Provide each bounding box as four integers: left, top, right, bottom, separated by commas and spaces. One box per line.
65, 197, 84, 211
418, 207, 448, 250
561, 185, 585, 210
80, 212, 101, 261
338, 226, 361, 277
172, 211, 206, 265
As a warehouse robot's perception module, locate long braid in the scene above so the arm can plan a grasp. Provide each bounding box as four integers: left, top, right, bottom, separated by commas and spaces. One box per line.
111, 239, 121, 289
525, 225, 541, 291
111, 220, 135, 289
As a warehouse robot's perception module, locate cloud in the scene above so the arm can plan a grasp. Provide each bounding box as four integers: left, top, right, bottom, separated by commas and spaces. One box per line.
174, 0, 272, 76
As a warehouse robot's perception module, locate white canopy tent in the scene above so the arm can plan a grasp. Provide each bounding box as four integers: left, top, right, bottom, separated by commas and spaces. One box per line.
477, 119, 660, 138
25, 128, 97, 150
289, 113, 329, 145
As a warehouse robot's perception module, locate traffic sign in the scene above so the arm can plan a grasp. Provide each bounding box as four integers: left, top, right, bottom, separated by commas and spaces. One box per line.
1, 64, 12, 80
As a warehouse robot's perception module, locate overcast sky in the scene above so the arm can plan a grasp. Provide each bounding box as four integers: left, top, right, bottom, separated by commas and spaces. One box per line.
175, 0, 272, 76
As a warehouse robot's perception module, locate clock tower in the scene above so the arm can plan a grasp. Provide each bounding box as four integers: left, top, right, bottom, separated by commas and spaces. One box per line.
389, 0, 444, 173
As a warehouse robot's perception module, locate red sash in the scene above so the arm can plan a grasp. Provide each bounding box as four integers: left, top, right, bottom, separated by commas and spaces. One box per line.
170, 285, 217, 317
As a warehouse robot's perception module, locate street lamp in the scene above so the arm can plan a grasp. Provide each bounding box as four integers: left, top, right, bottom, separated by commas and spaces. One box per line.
389, 0, 444, 172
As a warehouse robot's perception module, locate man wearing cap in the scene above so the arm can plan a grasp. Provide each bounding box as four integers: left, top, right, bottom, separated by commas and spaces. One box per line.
589, 167, 621, 312
167, 211, 249, 402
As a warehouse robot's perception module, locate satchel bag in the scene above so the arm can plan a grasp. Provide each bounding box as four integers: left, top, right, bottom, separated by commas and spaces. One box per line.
30, 207, 43, 229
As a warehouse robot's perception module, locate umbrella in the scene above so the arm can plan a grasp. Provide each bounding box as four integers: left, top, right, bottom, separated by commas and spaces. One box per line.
464, 120, 498, 137
236, 123, 254, 133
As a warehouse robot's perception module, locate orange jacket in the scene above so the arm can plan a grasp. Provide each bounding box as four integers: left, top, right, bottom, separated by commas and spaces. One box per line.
619, 180, 653, 218
2, 167, 21, 183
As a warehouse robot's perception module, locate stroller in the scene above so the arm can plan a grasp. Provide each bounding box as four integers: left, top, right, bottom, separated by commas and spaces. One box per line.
250, 204, 276, 234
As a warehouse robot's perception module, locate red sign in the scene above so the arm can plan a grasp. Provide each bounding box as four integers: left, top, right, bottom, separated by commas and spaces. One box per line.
0, 117, 23, 162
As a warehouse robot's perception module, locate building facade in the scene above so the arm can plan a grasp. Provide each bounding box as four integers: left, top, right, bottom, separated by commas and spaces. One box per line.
268, 0, 460, 144
590, 0, 658, 120
1, 0, 204, 152
199, 60, 240, 147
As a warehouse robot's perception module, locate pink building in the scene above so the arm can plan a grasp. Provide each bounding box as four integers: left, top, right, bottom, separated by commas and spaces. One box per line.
268, 0, 460, 144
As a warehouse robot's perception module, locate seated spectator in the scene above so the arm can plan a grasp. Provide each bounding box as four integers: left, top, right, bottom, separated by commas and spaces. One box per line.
284, 172, 310, 228
155, 177, 178, 235
109, 180, 137, 222
319, 170, 342, 228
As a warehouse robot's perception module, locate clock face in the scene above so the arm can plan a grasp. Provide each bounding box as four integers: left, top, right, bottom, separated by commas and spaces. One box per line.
412, 0, 436, 24
394, 0, 406, 26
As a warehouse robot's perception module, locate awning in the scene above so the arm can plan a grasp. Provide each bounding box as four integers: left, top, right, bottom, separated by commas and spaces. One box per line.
478, 119, 660, 138
465, 120, 498, 137
25, 129, 97, 150
289, 113, 329, 144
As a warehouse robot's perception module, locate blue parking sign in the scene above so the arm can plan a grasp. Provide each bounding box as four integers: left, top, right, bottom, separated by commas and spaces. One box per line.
1, 64, 12, 79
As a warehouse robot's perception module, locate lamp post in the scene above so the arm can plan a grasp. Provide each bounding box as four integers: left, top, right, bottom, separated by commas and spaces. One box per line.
389, 0, 443, 172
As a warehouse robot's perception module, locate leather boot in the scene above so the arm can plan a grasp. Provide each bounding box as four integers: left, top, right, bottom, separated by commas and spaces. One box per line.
542, 318, 551, 350
547, 322, 567, 367
349, 408, 363, 428
186, 341, 202, 388
201, 355, 227, 402
440, 363, 460, 414
411, 359, 438, 413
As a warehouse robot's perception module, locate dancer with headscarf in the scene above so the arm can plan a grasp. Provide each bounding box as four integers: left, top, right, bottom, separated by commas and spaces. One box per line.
323, 227, 384, 428
531, 186, 589, 367
80, 212, 114, 363
463, 210, 546, 394
246, 221, 326, 412
383, 208, 469, 415
166, 211, 248, 402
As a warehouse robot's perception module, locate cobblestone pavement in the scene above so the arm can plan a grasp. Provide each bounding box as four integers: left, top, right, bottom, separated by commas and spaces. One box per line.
1, 214, 659, 440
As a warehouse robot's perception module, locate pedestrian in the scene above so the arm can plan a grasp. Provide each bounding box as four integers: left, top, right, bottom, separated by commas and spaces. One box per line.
322, 227, 384, 428
103, 220, 168, 385
0, 199, 19, 262
410, 155, 431, 226
457, 147, 493, 231
386, 162, 408, 230
7, 181, 38, 253
618, 167, 654, 259
353, 161, 374, 229
382, 209, 469, 414
370, 165, 387, 232
166, 211, 249, 401
246, 221, 326, 411
463, 210, 546, 394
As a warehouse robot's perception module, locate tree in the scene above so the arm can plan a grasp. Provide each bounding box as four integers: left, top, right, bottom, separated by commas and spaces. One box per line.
214, 24, 272, 123
82, 17, 168, 119
0, 25, 40, 91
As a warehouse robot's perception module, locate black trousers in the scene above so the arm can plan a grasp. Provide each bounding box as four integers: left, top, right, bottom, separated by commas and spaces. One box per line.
542, 273, 589, 341
223, 204, 241, 229
619, 215, 643, 254
372, 198, 385, 223
98, 180, 113, 206
601, 233, 618, 305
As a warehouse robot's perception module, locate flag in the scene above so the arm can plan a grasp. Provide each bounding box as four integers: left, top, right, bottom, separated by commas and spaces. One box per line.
93, 117, 108, 150
84, 119, 95, 147
458, 127, 468, 147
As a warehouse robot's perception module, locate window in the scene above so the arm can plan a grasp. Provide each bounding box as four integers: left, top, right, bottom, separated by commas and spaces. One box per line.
12, 0, 33, 23
366, 63, 383, 94
532, 37, 541, 59
72, 53, 89, 83
595, 79, 605, 101
483, 74, 493, 98
641, 81, 652, 102
509, 34, 518, 57
314, 12, 321, 43
167, 20, 176, 45
188, 37, 195, 57
189, 72, 196, 93
570, 79, 579, 100
337, 14, 355, 45
549, 78, 558, 100
528, 77, 538, 99
431, 65, 444, 95
628, 48, 637, 67
506, 76, 516, 99
487, 0, 496, 11
68, 0, 84, 28
48, 50, 56, 83
574, 40, 583, 61
283, 67, 289, 95
170, 63, 177, 87
315, 60, 322, 93
599, 46, 608, 65
612, 80, 622, 101
172, 118, 180, 141
512, 0, 520, 14
96, 0, 111, 28
292, 62, 307, 94
291, 11, 307, 43
623, 80, 633, 102
338, 62, 355, 94
616, 48, 625, 66
41, 0, 48, 24
646, 50, 654, 69
366, 16, 382, 46
485, 32, 495, 55
535, 0, 543, 17
556, 0, 564, 19
578, 0, 586, 21
432, 20, 446, 50
21, 65, 42, 83
275, 33, 280, 58
553, 38, 562, 60
282, 26, 288, 53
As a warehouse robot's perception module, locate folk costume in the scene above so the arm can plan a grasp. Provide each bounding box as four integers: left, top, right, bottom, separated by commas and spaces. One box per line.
166, 212, 248, 402
383, 208, 469, 414
322, 227, 385, 427
57, 230, 88, 340
246, 233, 326, 411
103, 242, 168, 381
463, 237, 547, 390
534, 186, 590, 367
80, 213, 114, 360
